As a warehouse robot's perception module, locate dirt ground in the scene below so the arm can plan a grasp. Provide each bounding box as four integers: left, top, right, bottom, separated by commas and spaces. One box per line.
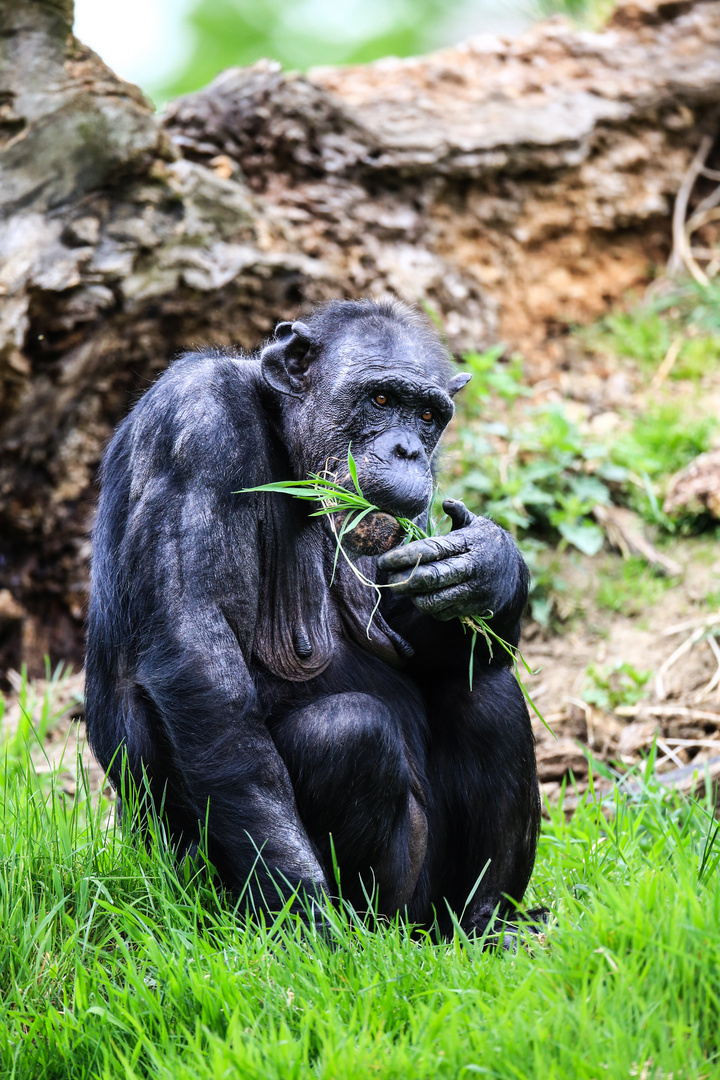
524, 539, 720, 809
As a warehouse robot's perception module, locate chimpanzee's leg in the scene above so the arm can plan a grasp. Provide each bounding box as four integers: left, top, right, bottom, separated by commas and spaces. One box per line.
422, 665, 541, 938
270, 693, 428, 915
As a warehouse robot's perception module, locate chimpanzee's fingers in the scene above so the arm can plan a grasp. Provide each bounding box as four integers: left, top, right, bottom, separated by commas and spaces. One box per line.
443, 499, 475, 532
377, 531, 468, 572
386, 555, 470, 595
411, 583, 476, 620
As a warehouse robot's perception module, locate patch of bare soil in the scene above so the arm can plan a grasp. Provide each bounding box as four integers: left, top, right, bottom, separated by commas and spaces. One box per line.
524, 538, 720, 811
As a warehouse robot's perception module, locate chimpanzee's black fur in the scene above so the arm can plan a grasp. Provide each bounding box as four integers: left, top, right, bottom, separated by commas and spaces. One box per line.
85, 298, 540, 936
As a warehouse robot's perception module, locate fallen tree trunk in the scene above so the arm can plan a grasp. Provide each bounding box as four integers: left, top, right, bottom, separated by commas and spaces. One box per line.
1, 0, 719, 676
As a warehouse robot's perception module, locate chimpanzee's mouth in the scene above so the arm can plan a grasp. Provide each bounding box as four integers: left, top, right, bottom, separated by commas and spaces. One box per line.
330, 510, 405, 557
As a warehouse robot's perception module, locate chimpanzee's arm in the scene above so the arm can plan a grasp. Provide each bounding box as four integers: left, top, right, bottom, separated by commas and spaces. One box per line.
377, 499, 529, 678
133, 582, 328, 909
88, 356, 328, 914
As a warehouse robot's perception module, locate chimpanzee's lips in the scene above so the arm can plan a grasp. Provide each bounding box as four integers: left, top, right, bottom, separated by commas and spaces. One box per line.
331, 510, 405, 557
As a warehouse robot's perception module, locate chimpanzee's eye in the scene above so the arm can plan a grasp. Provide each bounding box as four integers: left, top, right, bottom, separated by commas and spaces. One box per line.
420, 408, 433, 423
373, 393, 388, 406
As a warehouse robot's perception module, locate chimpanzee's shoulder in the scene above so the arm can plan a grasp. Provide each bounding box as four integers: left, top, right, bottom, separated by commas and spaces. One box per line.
131, 350, 266, 433
156, 348, 261, 403
103, 350, 273, 488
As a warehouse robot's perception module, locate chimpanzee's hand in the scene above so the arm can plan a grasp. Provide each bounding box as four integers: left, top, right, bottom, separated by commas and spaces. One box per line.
377, 499, 526, 624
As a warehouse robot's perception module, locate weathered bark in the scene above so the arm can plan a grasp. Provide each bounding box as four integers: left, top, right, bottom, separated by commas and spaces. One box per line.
1, 0, 719, 676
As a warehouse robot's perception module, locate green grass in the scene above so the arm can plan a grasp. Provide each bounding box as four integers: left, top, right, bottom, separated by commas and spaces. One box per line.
611, 405, 718, 488
2, 709, 720, 1077
0, 660, 76, 759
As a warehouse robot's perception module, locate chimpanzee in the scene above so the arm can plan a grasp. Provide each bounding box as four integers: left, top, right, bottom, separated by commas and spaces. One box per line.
85, 298, 540, 937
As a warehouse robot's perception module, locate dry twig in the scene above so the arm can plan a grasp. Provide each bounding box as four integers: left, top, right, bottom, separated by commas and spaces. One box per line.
663, 613, 720, 637
667, 135, 715, 284
649, 335, 683, 390
656, 737, 686, 769
692, 634, 720, 703
615, 704, 720, 724
591, 504, 682, 577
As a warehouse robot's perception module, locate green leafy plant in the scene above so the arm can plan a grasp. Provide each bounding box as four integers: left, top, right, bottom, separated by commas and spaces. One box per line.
584, 309, 672, 368
461, 346, 531, 407
515, 538, 557, 627
240, 448, 546, 727
663, 280, 720, 336
611, 404, 717, 483
450, 345, 718, 561
583, 661, 651, 713
451, 404, 624, 555
595, 556, 674, 616
610, 404, 718, 527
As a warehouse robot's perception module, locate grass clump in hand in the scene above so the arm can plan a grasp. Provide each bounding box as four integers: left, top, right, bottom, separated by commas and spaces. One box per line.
241, 448, 546, 727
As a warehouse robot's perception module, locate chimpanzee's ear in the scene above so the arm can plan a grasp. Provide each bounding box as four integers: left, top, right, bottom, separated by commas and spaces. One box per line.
261, 320, 316, 399
448, 372, 472, 397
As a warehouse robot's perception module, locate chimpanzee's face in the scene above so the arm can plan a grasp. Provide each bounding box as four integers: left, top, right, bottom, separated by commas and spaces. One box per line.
260, 308, 470, 549
296, 321, 455, 521
319, 329, 453, 519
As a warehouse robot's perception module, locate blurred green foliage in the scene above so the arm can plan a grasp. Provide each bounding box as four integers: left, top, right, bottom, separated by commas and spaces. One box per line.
611, 405, 718, 494
595, 556, 674, 616
447, 277, 720, 626
154, 0, 621, 103
161, 0, 466, 99
582, 282, 720, 380
533, 0, 616, 25
583, 660, 651, 712
451, 359, 718, 550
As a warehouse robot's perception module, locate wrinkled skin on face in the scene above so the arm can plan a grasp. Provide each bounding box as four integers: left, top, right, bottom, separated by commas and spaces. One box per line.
264, 314, 457, 513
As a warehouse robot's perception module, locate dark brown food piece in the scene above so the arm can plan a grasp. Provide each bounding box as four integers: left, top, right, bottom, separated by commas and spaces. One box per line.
333, 511, 406, 556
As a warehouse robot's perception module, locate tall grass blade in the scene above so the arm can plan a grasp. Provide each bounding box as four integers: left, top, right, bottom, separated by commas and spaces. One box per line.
347, 445, 362, 497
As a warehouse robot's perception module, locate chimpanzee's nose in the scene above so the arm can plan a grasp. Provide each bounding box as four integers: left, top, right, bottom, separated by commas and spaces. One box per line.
394, 435, 422, 461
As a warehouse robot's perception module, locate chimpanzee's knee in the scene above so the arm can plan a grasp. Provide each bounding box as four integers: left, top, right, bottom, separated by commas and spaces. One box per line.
271, 693, 426, 909
273, 692, 409, 812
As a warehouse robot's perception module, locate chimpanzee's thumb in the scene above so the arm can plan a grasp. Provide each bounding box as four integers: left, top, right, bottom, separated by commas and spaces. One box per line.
442, 499, 475, 532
